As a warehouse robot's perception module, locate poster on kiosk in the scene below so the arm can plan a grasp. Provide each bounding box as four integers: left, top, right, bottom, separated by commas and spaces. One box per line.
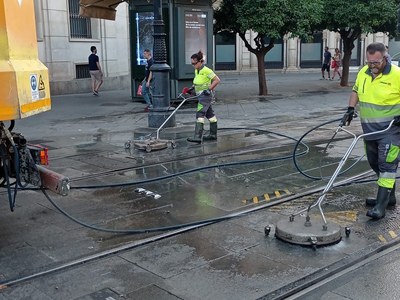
175, 6, 214, 94
130, 1, 213, 99
184, 11, 207, 65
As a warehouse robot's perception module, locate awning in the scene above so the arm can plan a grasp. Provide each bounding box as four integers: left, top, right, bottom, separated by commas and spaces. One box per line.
79, 0, 127, 21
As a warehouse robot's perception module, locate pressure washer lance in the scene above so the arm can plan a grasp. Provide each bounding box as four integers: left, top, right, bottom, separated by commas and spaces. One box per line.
290, 116, 397, 228
153, 87, 198, 141
124, 88, 198, 150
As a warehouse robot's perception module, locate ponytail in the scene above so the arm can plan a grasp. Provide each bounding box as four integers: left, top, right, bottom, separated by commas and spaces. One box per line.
191, 50, 204, 63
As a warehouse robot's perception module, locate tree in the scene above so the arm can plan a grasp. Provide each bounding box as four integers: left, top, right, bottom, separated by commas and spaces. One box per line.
317, 0, 398, 87
214, 0, 323, 95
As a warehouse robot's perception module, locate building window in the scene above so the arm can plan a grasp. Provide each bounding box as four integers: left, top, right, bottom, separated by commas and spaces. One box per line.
215, 31, 236, 70
76, 64, 90, 79
300, 32, 323, 68
69, 0, 92, 38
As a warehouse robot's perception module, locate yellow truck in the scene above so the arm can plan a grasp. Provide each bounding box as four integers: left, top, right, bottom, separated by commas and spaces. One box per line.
0, 0, 68, 210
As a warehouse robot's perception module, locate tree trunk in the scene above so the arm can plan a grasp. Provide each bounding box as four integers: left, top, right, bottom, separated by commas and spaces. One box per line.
340, 36, 356, 87
256, 52, 268, 95
237, 32, 273, 96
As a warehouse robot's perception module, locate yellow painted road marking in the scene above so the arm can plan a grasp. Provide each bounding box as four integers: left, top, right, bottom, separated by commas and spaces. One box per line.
243, 189, 291, 205
389, 231, 397, 239
378, 235, 387, 243
325, 211, 358, 223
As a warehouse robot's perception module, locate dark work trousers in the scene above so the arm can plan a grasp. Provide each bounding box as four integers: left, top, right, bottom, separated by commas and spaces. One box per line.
364, 135, 400, 188
195, 93, 215, 120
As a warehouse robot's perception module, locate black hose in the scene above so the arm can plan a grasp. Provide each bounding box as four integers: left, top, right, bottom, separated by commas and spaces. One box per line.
40, 171, 379, 235
292, 118, 365, 180
31, 127, 307, 234
71, 127, 309, 189
42, 188, 235, 234
0, 144, 17, 211
8, 120, 15, 131
8, 123, 371, 235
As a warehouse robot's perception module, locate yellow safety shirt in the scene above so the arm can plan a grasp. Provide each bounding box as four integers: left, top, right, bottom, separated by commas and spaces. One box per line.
193, 65, 216, 95
353, 63, 400, 140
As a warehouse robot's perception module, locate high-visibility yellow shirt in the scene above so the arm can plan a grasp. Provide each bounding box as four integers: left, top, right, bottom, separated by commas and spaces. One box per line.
193, 65, 216, 94
353, 63, 400, 140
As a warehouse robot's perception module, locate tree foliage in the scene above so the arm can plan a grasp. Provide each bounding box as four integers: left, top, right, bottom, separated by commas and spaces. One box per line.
316, 0, 398, 86
214, 0, 324, 95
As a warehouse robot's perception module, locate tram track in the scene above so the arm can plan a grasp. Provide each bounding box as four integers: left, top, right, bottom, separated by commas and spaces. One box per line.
260, 234, 400, 300
0, 170, 373, 290
0, 121, 380, 296
66, 143, 295, 183
54, 129, 302, 183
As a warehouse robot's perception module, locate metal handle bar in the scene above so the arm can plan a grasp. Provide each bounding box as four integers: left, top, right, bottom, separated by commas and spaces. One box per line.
156, 93, 198, 140
292, 119, 396, 225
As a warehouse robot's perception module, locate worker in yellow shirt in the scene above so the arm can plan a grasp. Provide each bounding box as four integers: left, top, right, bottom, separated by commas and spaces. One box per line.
344, 42, 400, 219
187, 50, 221, 143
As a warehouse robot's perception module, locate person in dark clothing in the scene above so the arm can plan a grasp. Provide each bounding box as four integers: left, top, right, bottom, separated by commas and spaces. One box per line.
88, 46, 103, 96
142, 49, 153, 111
321, 47, 332, 80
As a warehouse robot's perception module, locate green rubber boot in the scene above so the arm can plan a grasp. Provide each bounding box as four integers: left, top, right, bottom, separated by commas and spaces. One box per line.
365, 184, 396, 207
187, 122, 204, 143
203, 122, 217, 141
366, 186, 391, 219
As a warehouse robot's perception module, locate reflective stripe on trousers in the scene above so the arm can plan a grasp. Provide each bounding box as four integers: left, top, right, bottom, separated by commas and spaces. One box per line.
365, 135, 400, 188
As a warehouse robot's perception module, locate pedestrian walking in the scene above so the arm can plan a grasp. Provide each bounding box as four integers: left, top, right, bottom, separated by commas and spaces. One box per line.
88, 46, 103, 96
142, 49, 153, 112
331, 48, 342, 80
321, 47, 332, 80
343, 42, 400, 219
187, 50, 221, 143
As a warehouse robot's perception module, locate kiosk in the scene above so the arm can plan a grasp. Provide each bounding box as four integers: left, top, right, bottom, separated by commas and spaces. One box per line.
129, 0, 214, 100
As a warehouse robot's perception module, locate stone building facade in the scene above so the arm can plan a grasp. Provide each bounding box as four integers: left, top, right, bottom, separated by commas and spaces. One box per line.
34, 1, 400, 95
34, 0, 130, 95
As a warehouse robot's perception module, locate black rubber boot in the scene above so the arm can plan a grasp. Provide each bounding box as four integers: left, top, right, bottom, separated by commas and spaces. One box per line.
366, 186, 391, 219
365, 184, 396, 207
203, 122, 217, 141
187, 122, 203, 143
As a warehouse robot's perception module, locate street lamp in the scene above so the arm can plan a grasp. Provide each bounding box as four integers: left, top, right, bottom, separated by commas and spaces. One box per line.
148, 0, 175, 128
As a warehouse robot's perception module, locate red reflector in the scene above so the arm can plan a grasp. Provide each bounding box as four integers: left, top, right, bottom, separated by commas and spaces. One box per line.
27, 144, 49, 165
40, 149, 48, 165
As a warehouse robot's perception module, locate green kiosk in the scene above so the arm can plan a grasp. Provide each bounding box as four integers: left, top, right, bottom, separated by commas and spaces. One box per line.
129, 0, 214, 100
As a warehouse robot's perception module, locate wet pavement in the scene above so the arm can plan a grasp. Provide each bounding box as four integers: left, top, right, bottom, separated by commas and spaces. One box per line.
1, 71, 400, 299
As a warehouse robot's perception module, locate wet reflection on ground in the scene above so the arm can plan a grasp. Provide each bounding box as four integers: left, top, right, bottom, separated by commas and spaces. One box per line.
52, 126, 372, 246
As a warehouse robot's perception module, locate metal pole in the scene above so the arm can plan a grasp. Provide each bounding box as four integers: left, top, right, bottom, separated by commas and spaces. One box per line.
148, 0, 175, 128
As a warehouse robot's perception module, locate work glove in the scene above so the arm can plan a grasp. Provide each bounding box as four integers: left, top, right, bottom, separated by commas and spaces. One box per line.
202, 89, 211, 96
393, 116, 400, 126
182, 86, 194, 95
340, 106, 355, 126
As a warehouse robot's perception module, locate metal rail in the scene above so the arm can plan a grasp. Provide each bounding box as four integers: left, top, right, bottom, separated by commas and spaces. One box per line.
0, 171, 371, 289
263, 239, 400, 300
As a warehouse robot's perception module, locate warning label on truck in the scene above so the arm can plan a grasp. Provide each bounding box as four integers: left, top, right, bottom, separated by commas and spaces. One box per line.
30, 74, 39, 101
